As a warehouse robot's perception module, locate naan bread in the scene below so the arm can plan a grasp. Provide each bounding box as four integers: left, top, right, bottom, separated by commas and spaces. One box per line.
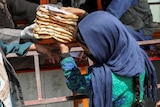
33, 5, 78, 43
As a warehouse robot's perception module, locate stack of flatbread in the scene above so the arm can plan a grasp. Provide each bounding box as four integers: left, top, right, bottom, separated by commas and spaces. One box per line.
33, 5, 79, 43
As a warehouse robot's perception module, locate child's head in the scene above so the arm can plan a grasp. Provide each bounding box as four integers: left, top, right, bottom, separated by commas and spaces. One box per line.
77, 11, 140, 64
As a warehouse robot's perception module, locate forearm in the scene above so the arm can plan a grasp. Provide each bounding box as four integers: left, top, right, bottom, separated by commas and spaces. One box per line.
59, 44, 91, 94
61, 54, 91, 95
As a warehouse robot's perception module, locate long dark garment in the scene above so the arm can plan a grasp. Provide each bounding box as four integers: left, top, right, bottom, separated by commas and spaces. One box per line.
0, 40, 32, 107
78, 11, 157, 107
0, 48, 24, 107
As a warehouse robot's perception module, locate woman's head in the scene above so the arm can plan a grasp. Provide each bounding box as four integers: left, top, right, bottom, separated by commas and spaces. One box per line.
78, 11, 138, 63
77, 11, 145, 76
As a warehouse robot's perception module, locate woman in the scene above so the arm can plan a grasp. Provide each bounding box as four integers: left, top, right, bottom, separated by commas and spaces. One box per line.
59, 11, 157, 107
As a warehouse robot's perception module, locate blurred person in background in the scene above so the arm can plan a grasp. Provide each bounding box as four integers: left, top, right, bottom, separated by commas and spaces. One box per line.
62, 0, 154, 42
0, 0, 61, 70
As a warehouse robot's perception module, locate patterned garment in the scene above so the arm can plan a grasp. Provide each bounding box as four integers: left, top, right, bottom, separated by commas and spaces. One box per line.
61, 57, 145, 106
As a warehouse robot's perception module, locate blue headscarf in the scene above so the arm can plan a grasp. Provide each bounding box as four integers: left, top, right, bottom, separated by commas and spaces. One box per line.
78, 11, 157, 107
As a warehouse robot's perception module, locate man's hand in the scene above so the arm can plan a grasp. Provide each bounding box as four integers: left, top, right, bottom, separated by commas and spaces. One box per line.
29, 43, 60, 64
20, 24, 36, 39
60, 7, 86, 17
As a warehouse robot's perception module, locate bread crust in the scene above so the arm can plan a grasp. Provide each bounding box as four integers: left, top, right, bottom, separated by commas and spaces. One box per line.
33, 5, 78, 43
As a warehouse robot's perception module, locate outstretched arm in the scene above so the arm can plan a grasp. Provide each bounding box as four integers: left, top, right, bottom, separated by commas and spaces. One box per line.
59, 43, 92, 95
0, 40, 57, 64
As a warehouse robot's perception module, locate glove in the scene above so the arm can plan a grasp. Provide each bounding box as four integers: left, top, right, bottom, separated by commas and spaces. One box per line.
20, 24, 36, 39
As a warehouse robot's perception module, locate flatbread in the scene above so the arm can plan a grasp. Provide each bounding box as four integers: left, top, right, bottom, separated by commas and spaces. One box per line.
38, 5, 79, 19
33, 5, 78, 43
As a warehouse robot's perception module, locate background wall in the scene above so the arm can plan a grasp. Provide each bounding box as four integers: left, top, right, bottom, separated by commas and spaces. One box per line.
148, 0, 160, 22
18, 69, 75, 107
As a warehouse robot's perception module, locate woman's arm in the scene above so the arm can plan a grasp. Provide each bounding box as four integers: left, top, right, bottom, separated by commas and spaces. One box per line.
59, 44, 92, 95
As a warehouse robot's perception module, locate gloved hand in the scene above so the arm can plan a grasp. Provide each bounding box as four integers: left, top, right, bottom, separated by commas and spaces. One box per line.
20, 24, 36, 39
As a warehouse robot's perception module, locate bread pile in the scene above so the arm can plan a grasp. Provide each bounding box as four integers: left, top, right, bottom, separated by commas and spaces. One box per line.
33, 5, 79, 43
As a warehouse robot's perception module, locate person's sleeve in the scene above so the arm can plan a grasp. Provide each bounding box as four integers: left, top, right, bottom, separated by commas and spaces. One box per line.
0, 40, 32, 55
106, 0, 135, 18
7, 0, 39, 24
60, 54, 92, 95
78, 12, 89, 23
0, 28, 21, 44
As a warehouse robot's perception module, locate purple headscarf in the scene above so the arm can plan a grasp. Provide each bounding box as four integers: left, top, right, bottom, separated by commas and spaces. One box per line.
78, 11, 157, 107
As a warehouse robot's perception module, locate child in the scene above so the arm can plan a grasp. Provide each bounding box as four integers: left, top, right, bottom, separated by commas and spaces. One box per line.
59, 11, 157, 107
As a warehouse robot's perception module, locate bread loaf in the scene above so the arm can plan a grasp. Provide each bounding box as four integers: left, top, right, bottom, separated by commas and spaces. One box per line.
33, 5, 78, 43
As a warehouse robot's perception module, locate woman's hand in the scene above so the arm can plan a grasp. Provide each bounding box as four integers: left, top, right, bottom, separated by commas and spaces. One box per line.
61, 7, 86, 17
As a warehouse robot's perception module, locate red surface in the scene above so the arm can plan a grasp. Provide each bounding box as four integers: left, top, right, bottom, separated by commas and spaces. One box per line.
149, 57, 160, 61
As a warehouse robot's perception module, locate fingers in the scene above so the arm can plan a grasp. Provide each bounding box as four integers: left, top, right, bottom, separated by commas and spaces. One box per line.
46, 53, 61, 64
48, 57, 55, 64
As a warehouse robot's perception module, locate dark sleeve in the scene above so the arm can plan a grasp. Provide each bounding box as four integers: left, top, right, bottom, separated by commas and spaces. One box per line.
6, 0, 39, 24
106, 0, 134, 18
78, 12, 89, 23
60, 55, 92, 95
61, 52, 71, 60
